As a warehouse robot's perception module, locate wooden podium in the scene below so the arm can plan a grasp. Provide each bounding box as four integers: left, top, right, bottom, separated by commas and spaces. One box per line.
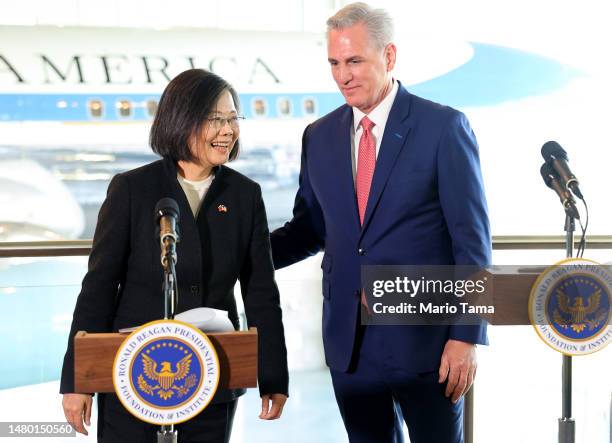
477, 269, 540, 325
74, 328, 258, 393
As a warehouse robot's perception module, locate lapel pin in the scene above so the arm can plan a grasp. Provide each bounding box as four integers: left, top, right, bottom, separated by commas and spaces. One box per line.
217, 204, 228, 213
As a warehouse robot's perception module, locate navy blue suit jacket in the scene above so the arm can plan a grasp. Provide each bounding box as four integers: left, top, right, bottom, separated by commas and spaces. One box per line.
272, 83, 491, 373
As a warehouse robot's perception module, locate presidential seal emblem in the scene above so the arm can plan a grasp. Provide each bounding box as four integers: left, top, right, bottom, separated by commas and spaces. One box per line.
113, 319, 220, 425
529, 258, 612, 356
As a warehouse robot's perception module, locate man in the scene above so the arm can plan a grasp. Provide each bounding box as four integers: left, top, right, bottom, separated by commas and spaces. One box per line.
271, 2, 491, 443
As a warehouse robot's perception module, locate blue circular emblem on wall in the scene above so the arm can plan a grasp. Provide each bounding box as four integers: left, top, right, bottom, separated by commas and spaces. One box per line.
131, 337, 203, 408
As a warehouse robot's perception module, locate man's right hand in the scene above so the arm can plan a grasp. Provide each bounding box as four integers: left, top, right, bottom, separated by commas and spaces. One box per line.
62, 393, 92, 436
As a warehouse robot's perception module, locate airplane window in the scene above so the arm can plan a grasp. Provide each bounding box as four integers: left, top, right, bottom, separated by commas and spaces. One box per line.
252, 98, 267, 117
303, 98, 316, 116
146, 100, 158, 118
277, 98, 292, 117
117, 100, 132, 118
88, 100, 104, 118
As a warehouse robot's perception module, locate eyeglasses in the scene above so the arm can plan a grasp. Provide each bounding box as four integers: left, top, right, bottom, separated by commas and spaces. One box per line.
206, 115, 245, 130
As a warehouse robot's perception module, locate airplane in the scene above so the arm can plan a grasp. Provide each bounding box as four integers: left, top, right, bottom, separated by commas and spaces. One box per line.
0, 25, 579, 131
0, 24, 583, 238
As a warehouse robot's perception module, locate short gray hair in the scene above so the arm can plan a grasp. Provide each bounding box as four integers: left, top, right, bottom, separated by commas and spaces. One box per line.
326, 2, 394, 50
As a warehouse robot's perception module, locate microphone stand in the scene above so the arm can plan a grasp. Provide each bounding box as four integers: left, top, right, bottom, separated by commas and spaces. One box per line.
558, 214, 575, 443
163, 258, 177, 322
158, 246, 178, 443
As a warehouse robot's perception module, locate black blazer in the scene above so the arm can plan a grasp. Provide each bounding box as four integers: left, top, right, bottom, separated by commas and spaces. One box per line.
60, 158, 288, 399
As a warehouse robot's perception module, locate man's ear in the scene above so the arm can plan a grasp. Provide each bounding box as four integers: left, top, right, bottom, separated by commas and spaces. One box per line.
385, 43, 397, 72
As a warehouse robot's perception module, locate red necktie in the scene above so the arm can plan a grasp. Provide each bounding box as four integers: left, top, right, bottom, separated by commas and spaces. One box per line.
356, 116, 376, 225
356, 116, 375, 314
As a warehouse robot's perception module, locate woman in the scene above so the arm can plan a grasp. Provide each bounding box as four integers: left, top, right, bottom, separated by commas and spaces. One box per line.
60, 69, 289, 442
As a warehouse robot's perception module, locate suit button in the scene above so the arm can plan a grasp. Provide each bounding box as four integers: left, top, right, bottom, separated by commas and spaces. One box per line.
358, 248, 366, 256
190, 285, 199, 296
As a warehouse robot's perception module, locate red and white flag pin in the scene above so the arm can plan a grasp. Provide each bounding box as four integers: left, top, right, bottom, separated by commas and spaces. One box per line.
217, 204, 228, 213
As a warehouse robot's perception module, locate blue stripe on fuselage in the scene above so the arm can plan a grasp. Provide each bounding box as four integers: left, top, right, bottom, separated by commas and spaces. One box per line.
0, 43, 582, 122
0, 92, 346, 122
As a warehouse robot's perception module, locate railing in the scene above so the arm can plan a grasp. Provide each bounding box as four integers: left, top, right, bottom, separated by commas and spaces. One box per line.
0, 240, 91, 257
2, 235, 612, 257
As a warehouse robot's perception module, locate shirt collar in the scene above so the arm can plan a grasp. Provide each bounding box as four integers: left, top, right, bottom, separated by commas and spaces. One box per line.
178, 172, 214, 187
352, 78, 399, 133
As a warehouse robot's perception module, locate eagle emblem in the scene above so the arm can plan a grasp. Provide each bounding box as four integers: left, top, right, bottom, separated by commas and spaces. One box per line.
553, 288, 608, 333
137, 352, 198, 400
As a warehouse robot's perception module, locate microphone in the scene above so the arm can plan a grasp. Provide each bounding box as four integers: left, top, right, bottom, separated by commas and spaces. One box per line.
541, 141, 583, 199
540, 163, 580, 219
155, 198, 180, 268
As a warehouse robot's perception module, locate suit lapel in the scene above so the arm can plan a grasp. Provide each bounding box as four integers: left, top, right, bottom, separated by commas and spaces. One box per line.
335, 106, 362, 233
196, 165, 228, 222
360, 85, 413, 237
160, 158, 203, 298
162, 158, 198, 225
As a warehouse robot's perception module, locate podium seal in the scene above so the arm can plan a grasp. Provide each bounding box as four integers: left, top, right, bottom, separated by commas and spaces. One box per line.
529, 258, 612, 356
113, 319, 220, 425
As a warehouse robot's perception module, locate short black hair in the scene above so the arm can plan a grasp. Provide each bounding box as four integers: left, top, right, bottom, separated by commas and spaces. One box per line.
150, 68, 241, 162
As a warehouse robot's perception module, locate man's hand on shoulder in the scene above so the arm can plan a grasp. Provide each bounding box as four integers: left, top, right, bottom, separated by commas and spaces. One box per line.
438, 339, 477, 403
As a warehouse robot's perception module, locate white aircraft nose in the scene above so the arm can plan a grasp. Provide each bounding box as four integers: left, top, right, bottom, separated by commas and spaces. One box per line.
0, 159, 85, 240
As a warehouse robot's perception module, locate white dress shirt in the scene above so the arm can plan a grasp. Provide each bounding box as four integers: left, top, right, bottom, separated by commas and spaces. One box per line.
351, 79, 399, 180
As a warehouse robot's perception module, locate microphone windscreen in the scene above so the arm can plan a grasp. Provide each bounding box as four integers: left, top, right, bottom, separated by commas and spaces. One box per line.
541, 141, 567, 161
540, 162, 556, 188
155, 197, 180, 221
